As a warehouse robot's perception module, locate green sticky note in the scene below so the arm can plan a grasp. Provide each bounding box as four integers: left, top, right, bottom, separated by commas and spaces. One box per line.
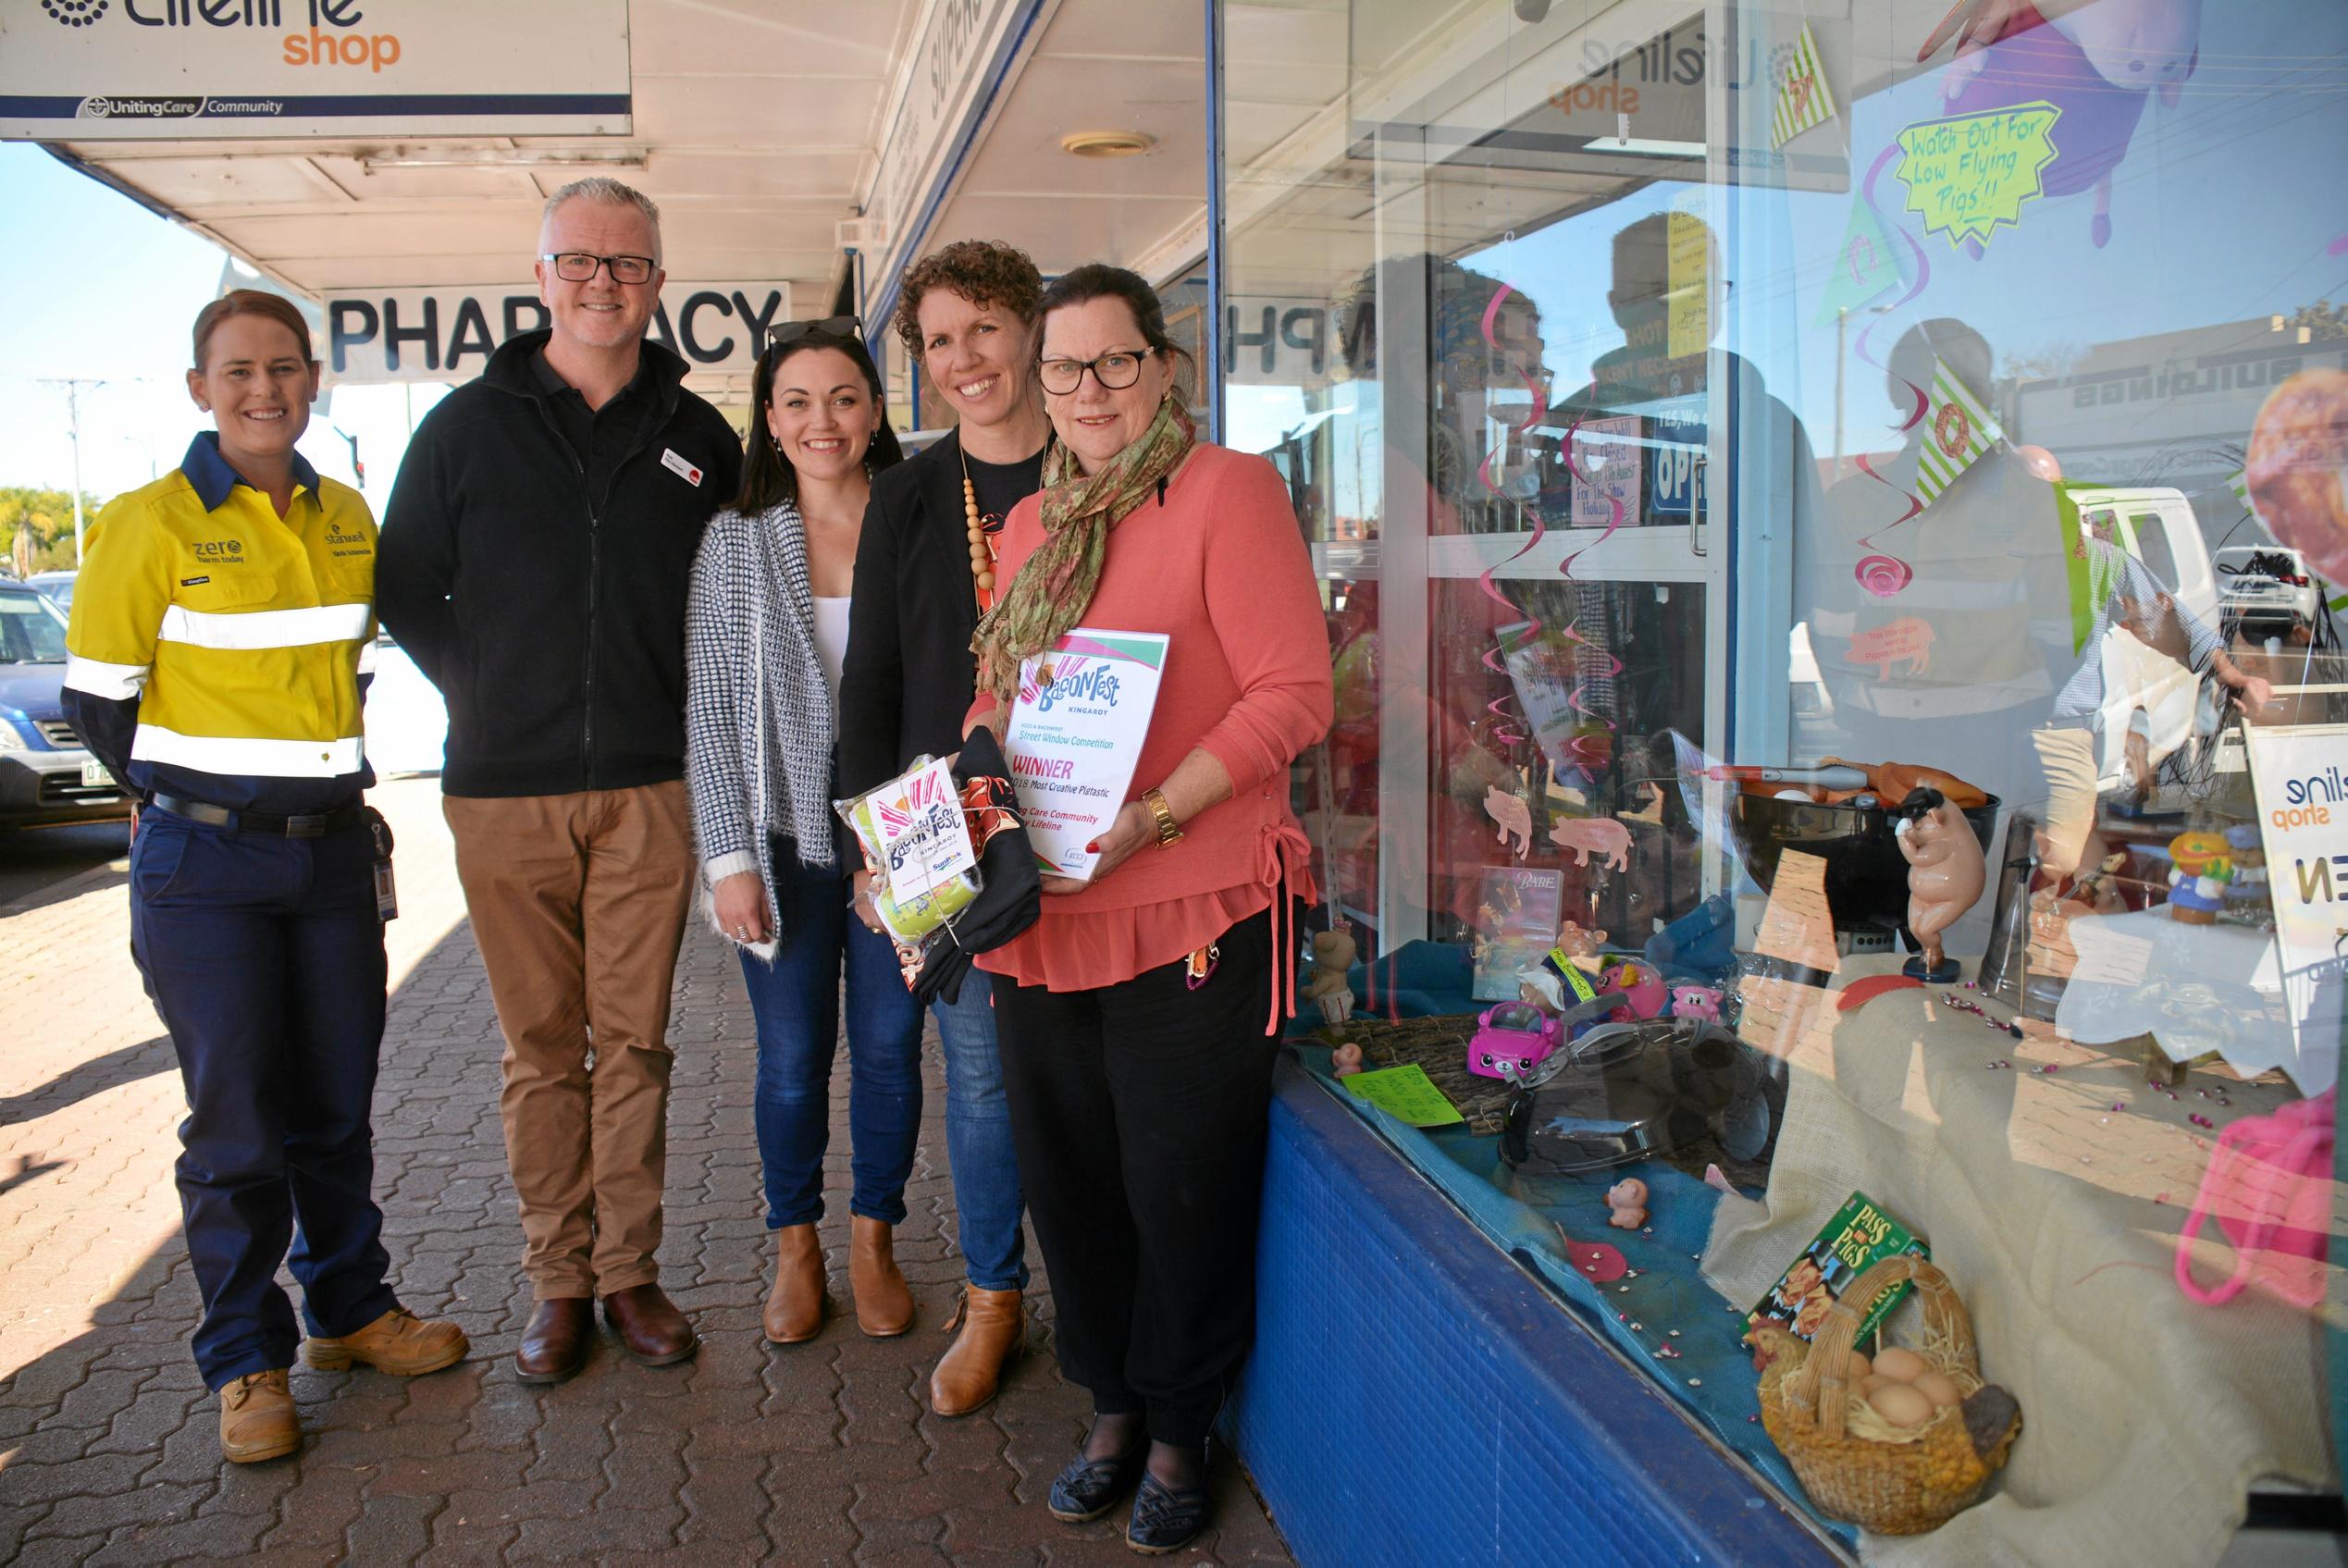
1897, 103, 2060, 251
1341, 1064, 1465, 1128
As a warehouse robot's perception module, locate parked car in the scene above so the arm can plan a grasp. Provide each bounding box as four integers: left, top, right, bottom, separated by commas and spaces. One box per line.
0, 579, 132, 827
26, 570, 76, 613
2213, 545, 2321, 638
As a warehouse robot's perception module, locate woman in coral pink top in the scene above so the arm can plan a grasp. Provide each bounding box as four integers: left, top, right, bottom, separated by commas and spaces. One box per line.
966, 265, 1330, 1551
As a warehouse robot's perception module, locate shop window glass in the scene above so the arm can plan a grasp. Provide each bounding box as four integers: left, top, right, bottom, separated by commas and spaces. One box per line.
1223, 0, 2348, 1553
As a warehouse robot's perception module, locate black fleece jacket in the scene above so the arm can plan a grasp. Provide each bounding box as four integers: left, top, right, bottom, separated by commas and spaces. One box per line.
377, 331, 741, 797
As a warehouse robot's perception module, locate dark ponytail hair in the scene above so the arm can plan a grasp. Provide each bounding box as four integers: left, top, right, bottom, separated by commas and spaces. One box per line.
1035, 264, 1193, 393
735, 327, 905, 514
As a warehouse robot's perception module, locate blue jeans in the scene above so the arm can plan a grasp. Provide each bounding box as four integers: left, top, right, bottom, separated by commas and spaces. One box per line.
931, 972, 1030, 1291
743, 843, 923, 1228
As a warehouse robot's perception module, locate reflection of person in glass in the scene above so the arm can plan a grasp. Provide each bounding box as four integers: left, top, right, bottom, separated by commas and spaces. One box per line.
1817, 321, 2271, 880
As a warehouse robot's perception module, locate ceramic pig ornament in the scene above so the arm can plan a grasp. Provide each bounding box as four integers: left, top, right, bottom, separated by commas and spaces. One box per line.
1894, 786, 1986, 982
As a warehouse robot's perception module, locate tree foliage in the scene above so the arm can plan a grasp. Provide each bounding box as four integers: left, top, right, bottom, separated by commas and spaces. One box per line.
0, 486, 105, 577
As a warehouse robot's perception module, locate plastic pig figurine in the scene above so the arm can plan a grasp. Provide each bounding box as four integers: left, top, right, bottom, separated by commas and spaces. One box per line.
1670, 984, 1723, 1022
1304, 927, 1358, 1024
1894, 786, 1985, 982
1600, 958, 1669, 1020
1331, 1042, 1365, 1078
1606, 1178, 1649, 1230
1552, 920, 1609, 973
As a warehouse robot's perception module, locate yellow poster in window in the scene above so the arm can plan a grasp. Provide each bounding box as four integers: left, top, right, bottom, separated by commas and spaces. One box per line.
1666, 208, 1710, 361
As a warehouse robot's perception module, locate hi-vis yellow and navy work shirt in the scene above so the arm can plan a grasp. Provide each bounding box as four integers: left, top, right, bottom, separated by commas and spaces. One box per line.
63, 433, 377, 814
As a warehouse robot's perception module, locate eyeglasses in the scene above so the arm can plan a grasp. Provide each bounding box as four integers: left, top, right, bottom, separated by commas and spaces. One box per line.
770, 315, 861, 348
1037, 350, 1151, 396
540, 252, 657, 285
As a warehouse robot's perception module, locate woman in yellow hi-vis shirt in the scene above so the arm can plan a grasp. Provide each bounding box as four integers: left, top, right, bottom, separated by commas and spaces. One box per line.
62, 290, 465, 1465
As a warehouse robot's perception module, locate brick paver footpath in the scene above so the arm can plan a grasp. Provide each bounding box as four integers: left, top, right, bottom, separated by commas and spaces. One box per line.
0, 777, 1295, 1566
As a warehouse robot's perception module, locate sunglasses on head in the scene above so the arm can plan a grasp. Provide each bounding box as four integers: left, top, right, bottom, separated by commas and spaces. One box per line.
769, 315, 861, 348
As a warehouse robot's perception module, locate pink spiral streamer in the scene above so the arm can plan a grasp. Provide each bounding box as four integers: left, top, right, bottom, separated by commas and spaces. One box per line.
1848, 142, 1935, 598
1473, 283, 1551, 750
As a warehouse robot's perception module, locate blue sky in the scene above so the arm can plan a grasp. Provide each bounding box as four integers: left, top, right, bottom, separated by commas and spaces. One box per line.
0, 143, 438, 509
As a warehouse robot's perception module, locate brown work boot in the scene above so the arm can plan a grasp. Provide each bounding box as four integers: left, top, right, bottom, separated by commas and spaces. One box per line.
218, 1369, 299, 1463
764, 1224, 826, 1344
603, 1282, 698, 1366
929, 1285, 1025, 1417
302, 1306, 469, 1377
514, 1297, 595, 1385
849, 1215, 914, 1338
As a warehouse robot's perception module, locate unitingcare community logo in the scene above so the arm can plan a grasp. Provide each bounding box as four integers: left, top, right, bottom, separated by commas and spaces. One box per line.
43, 0, 108, 25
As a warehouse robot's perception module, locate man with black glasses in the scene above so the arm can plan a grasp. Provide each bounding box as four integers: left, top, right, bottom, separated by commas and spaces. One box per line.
377, 178, 741, 1385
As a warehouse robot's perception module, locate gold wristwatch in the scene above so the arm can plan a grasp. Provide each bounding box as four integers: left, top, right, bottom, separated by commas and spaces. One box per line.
1142, 787, 1183, 848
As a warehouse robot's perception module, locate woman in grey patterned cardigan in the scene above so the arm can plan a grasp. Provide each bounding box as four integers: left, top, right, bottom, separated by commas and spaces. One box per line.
683, 320, 925, 1348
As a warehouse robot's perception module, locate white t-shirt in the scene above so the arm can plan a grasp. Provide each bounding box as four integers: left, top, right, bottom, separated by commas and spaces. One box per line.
811, 595, 851, 713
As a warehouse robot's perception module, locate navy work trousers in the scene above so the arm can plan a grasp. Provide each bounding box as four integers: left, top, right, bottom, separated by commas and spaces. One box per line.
130, 809, 397, 1390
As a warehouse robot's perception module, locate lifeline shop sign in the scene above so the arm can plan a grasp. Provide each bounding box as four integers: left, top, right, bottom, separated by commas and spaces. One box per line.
0, 0, 629, 141
325, 283, 791, 385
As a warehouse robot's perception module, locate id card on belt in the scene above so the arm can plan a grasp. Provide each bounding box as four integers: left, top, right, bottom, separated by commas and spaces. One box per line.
365, 806, 399, 921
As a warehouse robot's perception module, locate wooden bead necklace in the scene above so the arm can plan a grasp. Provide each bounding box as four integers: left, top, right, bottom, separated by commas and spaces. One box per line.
959, 443, 1001, 611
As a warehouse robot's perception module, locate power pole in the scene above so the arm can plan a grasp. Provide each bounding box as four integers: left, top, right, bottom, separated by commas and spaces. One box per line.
42, 378, 104, 566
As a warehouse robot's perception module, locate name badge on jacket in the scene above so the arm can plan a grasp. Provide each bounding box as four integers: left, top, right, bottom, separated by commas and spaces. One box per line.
661, 449, 704, 487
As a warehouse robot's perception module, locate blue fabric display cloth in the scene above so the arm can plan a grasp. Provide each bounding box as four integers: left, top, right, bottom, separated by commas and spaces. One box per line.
1290, 941, 1857, 1550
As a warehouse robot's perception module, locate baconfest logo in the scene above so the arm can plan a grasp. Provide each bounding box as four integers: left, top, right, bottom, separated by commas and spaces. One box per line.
53, 0, 408, 121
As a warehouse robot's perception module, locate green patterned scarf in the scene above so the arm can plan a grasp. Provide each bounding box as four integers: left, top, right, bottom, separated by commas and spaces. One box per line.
971, 389, 1196, 706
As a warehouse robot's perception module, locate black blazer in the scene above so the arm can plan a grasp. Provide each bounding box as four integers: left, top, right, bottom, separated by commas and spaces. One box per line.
839, 428, 995, 797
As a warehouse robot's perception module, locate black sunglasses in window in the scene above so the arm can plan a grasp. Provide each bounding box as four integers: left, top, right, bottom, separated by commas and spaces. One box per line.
769, 315, 862, 348
539, 252, 658, 285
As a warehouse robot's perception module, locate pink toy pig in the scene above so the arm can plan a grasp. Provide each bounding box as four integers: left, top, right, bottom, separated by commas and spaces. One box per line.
1600, 959, 1668, 1021
1670, 984, 1723, 1022
1606, 1178, 1649, 1230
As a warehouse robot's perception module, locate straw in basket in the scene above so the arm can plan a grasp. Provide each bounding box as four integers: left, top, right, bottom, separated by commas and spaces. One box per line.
1750, 1254, 2022, 1536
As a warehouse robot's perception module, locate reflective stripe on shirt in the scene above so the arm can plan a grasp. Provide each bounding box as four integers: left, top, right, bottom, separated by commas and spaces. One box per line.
130, 725, 366, 778
158, 601, 372, 651
63, 654, 150, 701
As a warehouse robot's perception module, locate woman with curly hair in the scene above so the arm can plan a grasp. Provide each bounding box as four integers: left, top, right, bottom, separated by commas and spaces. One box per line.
837, 240, 1053, 1417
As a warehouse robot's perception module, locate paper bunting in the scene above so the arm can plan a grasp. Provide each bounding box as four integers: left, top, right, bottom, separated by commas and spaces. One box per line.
1772, 23, 1837, 149
1914, 358, 2001, 504
1814, 197, 1907, 328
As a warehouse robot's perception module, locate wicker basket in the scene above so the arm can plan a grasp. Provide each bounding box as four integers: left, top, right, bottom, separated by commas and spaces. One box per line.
1758, 1254, 2021, 1536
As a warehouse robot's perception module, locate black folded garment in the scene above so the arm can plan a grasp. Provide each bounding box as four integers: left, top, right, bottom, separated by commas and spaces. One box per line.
913, 727, 1043, 1006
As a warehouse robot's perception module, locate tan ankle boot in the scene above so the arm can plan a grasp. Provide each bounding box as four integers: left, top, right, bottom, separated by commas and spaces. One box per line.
848, 1215, 914, 1338
764, 1224, 825, 1344
218, 1369, 299, 1463
929, 1285, 1025, 1417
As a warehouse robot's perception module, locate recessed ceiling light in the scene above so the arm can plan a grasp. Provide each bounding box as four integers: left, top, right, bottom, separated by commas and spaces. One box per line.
1059, 130, 1155, 159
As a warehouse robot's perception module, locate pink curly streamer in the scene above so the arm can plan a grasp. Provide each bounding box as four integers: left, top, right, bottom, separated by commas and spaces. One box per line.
1848, 142, 1934, 598
1555, 390, 1626, 779
1474, 283, 1550, 750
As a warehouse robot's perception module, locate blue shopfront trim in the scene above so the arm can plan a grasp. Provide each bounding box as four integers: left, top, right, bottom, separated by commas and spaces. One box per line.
1231, 1057, 1841, 1568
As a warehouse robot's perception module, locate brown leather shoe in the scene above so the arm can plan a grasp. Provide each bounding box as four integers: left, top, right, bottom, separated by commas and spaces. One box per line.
849, 1215, 914, 1338
514, 1297, 595, 1385
603, 1282, 698, 1366
764, 1224, 826, 1344
218, 1368, 299, 1463
929, 1285, 1025, 1417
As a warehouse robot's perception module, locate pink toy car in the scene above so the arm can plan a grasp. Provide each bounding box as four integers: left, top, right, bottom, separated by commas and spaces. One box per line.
1470, 1002, 1565, 1080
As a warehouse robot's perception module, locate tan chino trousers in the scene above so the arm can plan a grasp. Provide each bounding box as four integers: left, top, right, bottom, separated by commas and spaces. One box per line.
443, 782, 694, 1300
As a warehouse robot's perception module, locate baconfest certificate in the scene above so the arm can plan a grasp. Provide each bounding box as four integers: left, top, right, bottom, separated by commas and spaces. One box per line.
1003, 628, 1170, 881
